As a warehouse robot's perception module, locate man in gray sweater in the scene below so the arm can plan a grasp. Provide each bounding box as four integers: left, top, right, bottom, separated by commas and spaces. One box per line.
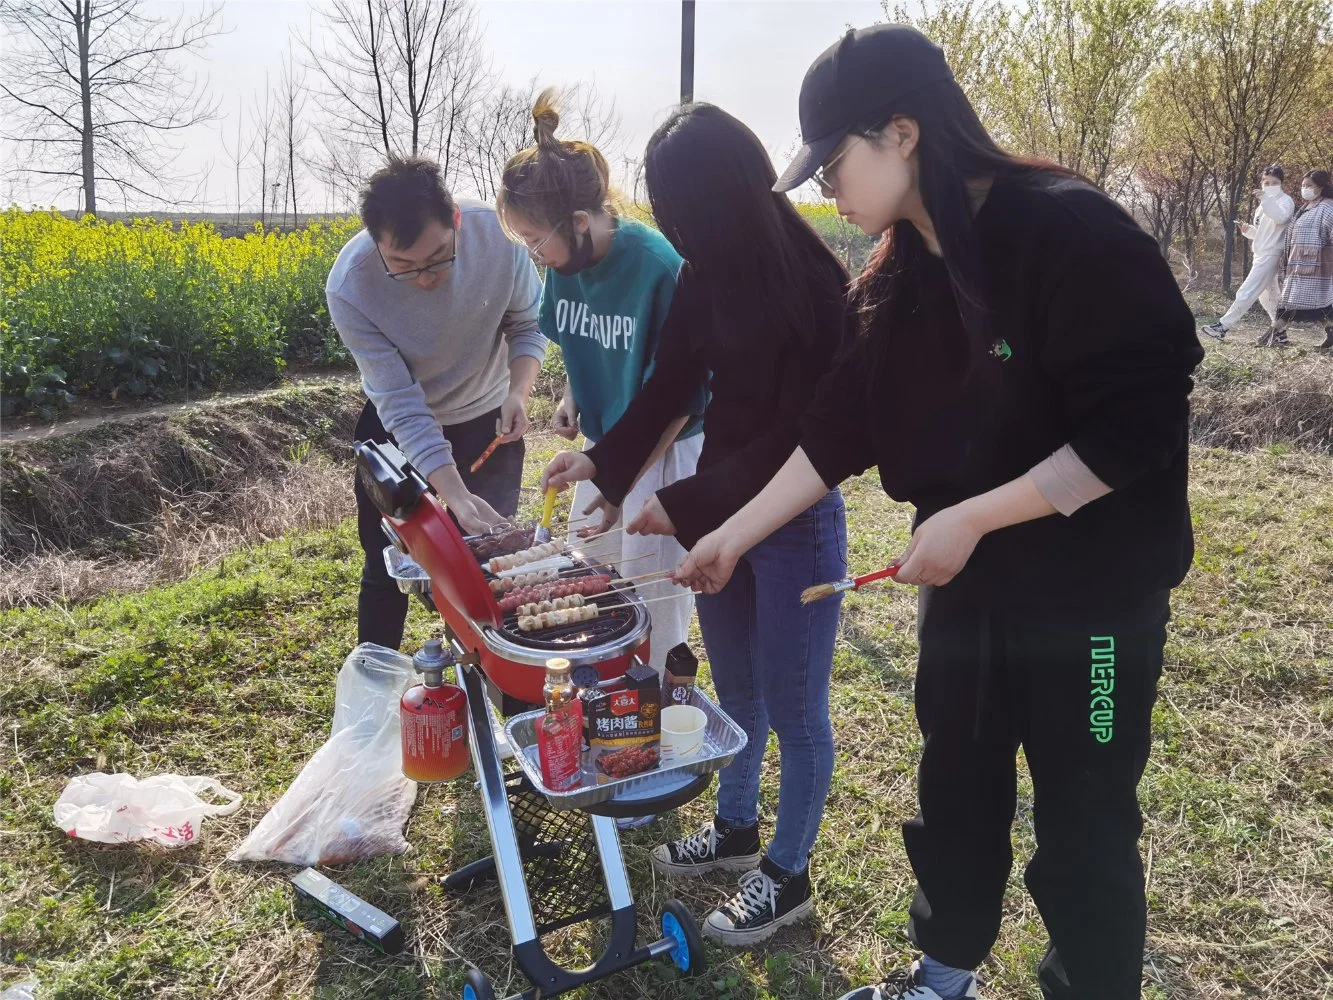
327, 157, 547, 649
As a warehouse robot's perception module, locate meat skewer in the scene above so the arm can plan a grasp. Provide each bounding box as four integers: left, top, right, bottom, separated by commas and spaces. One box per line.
496, 555, 573, 579
489, 567, 560, 595
497, 574, 612, 612
487, 540, 564, 574
514, 590, 694, 631
469, 433, 506, 474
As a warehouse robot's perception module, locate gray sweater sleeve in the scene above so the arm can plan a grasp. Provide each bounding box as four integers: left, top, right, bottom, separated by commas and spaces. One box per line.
501, 244, 547, 364
327, 291, 455, 479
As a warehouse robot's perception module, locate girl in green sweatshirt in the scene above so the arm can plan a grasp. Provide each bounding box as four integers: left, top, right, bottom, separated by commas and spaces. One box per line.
497, 89, 707, 681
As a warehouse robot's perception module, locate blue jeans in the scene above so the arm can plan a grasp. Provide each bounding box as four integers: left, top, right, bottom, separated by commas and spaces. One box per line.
695, 490, 847, 875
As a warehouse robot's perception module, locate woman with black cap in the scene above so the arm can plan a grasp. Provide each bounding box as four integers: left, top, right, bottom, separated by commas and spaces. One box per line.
673, 23, 1203, 1000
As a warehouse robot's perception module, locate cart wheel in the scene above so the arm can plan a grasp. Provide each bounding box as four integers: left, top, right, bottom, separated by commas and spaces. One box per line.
462, 967, 495, 1000
660, 899, 707, 977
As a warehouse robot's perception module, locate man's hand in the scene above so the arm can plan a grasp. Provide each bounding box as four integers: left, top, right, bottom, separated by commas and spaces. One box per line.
627, 494, 676, 536
497, 391, 530, 444
541, 450, 597, 492
553, 396, 579, 440
578, 492, 621, 537
428, 465, 503, 535
673, 530, 742, 595
1241, 223, 1256, 238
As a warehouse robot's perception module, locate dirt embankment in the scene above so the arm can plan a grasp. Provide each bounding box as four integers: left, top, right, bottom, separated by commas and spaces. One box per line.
1, 379, 366, 605
1, 339, 1328, 608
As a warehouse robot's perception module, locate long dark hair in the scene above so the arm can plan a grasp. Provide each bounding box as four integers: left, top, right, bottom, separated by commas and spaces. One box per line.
852, 78, 1078, 354
645, 103, 846, 349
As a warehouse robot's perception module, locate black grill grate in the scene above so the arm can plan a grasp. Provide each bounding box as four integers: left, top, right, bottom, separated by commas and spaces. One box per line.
496, 567, 641, 650
505, 770, 610, 934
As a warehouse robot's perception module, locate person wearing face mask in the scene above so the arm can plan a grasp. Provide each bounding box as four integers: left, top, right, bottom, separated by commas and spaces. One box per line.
1261, 169, 1333, 349
498, 89, 707, 681
1199, 164, 1293, 342
672, 25, 1203, 1000
327, 157, 547, 651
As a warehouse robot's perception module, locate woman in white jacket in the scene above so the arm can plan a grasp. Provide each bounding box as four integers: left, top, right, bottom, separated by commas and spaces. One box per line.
1201, 164, 1294, 342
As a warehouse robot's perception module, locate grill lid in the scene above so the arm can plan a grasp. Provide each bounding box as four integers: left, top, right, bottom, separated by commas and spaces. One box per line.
357, 440, 500, 628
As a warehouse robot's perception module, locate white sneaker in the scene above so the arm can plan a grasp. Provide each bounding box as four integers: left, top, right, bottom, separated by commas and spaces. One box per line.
837, 960, 979, 1000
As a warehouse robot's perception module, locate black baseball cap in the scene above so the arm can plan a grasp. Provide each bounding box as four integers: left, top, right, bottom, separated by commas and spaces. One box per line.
774, 24, 955, 193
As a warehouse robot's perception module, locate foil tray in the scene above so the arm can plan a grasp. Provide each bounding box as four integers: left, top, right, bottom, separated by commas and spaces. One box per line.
503, 689, 748, 812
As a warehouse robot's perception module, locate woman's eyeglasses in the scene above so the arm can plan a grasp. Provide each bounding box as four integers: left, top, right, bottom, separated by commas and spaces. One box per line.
523, 223, 564, 262
813, 134, 869, 198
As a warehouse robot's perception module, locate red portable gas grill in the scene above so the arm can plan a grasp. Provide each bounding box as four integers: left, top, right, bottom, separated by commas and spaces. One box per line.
355, 440, 712, 1000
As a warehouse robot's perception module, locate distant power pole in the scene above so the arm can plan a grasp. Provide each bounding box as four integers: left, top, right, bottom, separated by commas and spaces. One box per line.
680, 0, 696, 104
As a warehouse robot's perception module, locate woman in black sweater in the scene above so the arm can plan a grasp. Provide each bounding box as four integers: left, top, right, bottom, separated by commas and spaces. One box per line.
674, 25, 1203, 1000
542, 104, 853, 945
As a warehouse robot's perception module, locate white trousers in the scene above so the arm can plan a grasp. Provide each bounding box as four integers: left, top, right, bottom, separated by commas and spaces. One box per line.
1221, 253, 1282, 329
569, 432, 703, 678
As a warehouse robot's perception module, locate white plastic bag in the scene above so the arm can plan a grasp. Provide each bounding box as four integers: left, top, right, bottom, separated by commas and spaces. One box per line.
1, 981, 39, 1000
228, 643, 419, 866
53, 772, 242, 847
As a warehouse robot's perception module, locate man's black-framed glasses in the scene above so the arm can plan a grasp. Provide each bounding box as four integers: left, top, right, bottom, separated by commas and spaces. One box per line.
378, 246, 456, 282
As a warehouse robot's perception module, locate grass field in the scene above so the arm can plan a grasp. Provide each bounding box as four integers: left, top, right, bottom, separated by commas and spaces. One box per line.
2, 417, 1331, 999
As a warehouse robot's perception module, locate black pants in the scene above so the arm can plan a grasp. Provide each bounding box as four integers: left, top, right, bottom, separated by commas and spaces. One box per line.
353, 399, 523, 650
904, 583, 1168, 1000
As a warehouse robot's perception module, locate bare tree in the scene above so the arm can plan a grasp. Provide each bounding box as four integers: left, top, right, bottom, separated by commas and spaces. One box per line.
252, 75, 277, 227
278, 52, 307, 228
303, 0, 487, 195
0, 0, 223, 215
220, 97, 254, 224
461, 80, 624, 203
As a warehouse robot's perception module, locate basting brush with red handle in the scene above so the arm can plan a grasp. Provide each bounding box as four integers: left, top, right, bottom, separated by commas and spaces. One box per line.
800, 564, 900, 605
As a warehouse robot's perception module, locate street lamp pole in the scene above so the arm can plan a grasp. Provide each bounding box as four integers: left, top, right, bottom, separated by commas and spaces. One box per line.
680, 0, 696, 104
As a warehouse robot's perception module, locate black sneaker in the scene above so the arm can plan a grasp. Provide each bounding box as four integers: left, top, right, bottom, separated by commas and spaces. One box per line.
1199, 322, 1228, 340
651, 817, 761, 876
702, 854, 814, 945
837, 961, 979, 1000
1270, 329, 1289, 348
1318, 326, 1332, 349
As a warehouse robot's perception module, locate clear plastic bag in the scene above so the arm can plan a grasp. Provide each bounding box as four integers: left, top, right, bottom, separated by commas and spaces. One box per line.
228, 643, 419, 866
53, 772, 242, 847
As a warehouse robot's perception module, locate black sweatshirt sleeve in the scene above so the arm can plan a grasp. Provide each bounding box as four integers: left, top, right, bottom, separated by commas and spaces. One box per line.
586, 280, 705, 507
799, 334, 878, 489
654, 345, 810, 548
1038, 228, 1204, 490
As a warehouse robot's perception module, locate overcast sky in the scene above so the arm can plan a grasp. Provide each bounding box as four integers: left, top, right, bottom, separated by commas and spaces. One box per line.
2, 0, 891, 212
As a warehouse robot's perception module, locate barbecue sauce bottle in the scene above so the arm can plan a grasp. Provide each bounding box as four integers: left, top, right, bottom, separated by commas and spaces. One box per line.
537, 657, 583, 791
400, 639, 470, 783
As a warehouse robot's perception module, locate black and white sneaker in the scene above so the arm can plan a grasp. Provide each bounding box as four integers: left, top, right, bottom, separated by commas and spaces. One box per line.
1200, 322, 1228, 340
837, 961, 979, 1000
651, 817, 761, 876
1269, 329, 1289, 348
702, 855, 813, 945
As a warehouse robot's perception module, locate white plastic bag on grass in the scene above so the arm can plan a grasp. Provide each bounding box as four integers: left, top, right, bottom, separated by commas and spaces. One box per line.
228, 643, 419, 866
53, 773, 242, 847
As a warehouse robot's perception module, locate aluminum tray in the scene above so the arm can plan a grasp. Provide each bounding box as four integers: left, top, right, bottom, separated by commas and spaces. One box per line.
383, 545, 431, 594
503, 689, 747, 811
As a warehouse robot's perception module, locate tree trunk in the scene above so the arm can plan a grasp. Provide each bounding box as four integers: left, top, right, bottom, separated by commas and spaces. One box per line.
76, 0, 97, 215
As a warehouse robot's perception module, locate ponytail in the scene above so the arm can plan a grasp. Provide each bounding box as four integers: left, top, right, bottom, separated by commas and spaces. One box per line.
498, 87, 618, 234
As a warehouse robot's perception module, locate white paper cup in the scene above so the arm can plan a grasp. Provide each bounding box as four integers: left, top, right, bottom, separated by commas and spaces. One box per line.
660, 705, 707, 765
